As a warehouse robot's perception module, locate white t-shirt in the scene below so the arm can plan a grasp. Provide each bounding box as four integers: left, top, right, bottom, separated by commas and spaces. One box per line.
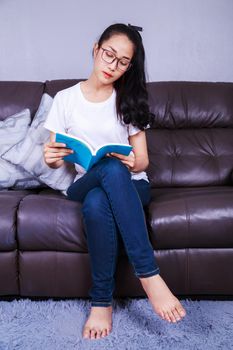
43, 82, 149, 183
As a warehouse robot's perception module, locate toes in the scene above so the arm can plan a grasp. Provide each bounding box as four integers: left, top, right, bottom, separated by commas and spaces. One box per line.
164, 311, 172, 323
101, 329, 107, 338
161, 303, 186, 324
176, 305, 186, 318
107, 327, 112, 336
95, 329, 102, 339
83, 326, 112, 340
88, 327, 111, 340
172, 308, 181, 321
82, 327, 91, 339
159, 311, 166, 320
167, 310, 176, 323
90, 328, 97, 339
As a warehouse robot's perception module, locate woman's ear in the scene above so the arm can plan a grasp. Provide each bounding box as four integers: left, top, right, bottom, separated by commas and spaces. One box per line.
93, 43, 99, 58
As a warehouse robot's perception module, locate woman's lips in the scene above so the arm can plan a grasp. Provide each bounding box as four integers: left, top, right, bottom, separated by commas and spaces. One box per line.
103, 71, 113, 78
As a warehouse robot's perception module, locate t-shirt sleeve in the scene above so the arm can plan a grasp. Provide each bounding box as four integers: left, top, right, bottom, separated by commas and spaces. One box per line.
128, 124, 141, 136
43, 91, 66, 133
128, 123, 150, 136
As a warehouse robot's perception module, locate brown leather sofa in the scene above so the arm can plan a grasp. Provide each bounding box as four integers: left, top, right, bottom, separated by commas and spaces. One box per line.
0, 80, 233, 300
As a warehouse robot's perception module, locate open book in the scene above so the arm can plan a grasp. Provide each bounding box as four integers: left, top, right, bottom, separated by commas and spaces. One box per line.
55, 132, 133, 171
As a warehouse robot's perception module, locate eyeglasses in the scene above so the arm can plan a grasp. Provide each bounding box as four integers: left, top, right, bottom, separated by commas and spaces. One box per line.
100, 47, 132, 72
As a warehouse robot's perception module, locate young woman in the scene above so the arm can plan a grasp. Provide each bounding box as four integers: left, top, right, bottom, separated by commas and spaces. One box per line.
43, 23, 186, 340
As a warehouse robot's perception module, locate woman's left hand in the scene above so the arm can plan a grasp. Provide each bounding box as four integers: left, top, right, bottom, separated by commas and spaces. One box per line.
106, 151, 135, 171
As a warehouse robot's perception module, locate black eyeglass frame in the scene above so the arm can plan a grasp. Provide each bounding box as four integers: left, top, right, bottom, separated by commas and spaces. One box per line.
100, 47, 133, 72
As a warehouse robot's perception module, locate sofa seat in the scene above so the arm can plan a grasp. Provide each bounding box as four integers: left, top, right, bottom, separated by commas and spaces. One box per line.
149, 186, 233, 249
0, 191, 33, 251
15, 190, 149, 298
0, 190, 37, 295
17, 193, 87, 252
143, 186, 233, 296
15, 191, 90, 297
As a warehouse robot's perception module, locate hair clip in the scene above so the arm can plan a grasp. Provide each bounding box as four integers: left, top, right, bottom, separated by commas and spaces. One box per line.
128, 23, 143, 32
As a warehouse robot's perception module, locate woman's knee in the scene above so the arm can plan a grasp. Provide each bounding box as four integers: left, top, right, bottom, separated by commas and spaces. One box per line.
99, 157, 130, 178
82, 187, 108, 217
66, 183, 75, 200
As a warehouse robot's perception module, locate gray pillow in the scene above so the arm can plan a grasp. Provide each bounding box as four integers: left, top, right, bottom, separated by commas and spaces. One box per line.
0, 108, 42, 190
2, 93, 76, 191
0, 158, 42, 190
0, 109, 31, 155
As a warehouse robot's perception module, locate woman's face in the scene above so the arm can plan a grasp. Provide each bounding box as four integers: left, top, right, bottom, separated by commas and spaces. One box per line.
93, 34, 134, 84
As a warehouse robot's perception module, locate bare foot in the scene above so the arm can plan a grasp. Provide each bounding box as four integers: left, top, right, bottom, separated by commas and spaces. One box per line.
139, 274, 186, 323
82, 305, 113, 340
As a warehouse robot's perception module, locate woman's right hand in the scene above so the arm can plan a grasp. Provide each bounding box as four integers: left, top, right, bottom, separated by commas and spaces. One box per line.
43, 141, 73, 169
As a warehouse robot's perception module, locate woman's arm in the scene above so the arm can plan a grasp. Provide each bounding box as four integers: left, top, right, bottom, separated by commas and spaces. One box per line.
129, 130, 149, 172
109, 130, 149, 172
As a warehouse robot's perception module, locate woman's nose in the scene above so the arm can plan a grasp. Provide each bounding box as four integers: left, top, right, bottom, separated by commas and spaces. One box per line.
108, 59, 118, 71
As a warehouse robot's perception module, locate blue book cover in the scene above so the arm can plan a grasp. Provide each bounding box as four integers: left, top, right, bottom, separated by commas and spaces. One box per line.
55, 132, 133, 171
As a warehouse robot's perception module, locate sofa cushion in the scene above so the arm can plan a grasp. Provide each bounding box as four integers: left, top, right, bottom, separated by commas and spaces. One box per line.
147, 81, 233, 129
44, 79, 81, 98
146, 128, 233, 187
0, 108, 30, 154
2, 93, 76, 192
0, 81, 44, 121
0, 191, 36, 251
0, 251, 19, 295
17, 194, 87, 252
148, 186, 233, 249
0, 159, 43, 190
17, 192, 127, 256
146, 82, 233, 188
0, 109, 42, 189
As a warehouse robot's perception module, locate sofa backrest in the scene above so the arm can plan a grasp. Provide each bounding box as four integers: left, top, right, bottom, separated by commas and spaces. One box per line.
44, 79, 82, 97
0, 81, 44, 121
1, 80, 233, 188
146, 81, 233, 187
0, 80, 83, 121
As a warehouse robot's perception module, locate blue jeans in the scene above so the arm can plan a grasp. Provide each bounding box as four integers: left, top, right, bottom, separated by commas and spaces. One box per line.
67, 157, 160, 307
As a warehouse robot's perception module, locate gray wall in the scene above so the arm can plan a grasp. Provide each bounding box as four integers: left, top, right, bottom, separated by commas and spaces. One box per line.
0, 0, 232, 82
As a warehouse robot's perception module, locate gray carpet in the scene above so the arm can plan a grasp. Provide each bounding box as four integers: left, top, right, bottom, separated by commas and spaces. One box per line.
0, 298, 232, 350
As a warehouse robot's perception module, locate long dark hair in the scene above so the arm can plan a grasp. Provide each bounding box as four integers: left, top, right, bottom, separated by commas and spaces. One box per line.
94, 23, 154, 130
